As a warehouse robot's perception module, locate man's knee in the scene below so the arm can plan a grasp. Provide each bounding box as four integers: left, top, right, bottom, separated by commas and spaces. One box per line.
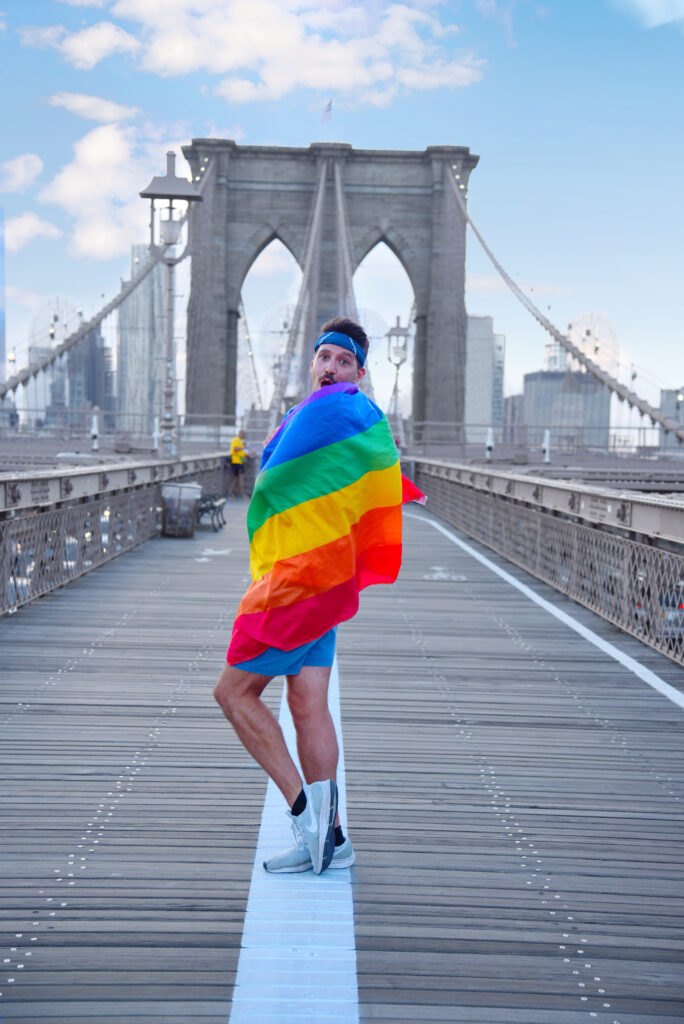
213, 664, 243, 719
214, 665, 268, 719
287, 680, 329, 727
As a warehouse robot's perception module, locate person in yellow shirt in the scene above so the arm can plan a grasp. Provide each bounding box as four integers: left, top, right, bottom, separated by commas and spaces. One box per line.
228, 430, 251, 498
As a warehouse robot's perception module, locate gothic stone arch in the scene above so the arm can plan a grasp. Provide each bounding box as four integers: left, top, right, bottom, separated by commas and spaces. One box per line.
182, 140, 479, 425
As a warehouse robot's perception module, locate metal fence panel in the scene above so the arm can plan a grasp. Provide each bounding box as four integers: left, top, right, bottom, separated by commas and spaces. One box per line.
416, 466, 684, 666
0, 465, 226, 616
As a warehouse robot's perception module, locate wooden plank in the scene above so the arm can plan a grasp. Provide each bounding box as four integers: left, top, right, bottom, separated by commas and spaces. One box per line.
1, 504, 683, 1022
342, 513, 684, 1022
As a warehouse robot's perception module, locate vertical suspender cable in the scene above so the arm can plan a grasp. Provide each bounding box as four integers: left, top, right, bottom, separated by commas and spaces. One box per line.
333, 160, 375, 401
269, 157, 328, 421
238, 299, 264, 410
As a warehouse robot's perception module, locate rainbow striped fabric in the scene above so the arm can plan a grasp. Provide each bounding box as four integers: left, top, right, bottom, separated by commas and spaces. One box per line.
227, 381, 423, 666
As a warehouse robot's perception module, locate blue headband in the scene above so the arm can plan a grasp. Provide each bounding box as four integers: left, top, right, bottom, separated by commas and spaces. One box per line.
313, 331, 366, 367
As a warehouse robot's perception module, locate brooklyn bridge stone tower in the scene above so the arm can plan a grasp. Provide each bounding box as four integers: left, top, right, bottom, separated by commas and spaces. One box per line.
182, 140, 479, 424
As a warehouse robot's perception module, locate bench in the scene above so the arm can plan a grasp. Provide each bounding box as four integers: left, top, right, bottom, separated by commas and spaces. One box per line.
197, 493, 226, 532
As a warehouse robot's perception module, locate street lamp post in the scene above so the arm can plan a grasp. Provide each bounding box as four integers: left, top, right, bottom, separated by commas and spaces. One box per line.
140, 152, 202, 459
385, 315, 410, 419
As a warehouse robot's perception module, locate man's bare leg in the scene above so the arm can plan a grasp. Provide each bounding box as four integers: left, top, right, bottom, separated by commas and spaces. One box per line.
213, 663, 302, 806
286, 664, 341, 826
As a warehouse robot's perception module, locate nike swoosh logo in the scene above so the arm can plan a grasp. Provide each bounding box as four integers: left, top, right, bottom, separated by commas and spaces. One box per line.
300, 804, 318, 836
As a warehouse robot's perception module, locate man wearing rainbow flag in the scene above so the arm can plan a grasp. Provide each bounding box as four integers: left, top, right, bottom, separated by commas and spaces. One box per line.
214, 317, 421, 875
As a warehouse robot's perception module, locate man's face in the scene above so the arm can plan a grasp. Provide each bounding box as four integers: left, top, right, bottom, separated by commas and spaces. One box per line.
309, 343, 366, 391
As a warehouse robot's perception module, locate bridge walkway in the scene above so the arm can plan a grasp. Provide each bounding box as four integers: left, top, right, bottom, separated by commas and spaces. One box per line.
1, 505, 683, 1023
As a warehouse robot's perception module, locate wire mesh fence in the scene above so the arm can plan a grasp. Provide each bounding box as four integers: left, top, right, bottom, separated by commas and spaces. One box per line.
415, 463, 684, 665
0, 464, 227, 616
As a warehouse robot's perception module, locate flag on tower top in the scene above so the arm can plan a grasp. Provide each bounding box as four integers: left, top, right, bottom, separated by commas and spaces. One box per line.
322, 99, 332, 123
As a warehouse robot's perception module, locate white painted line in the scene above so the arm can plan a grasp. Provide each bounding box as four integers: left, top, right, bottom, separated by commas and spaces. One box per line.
407, 511, 684, 712
229, 659, 359, 1024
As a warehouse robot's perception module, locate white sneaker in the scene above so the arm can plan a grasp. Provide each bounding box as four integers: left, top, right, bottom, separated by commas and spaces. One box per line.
292, 779, 337, 874
263, 835, 355, 873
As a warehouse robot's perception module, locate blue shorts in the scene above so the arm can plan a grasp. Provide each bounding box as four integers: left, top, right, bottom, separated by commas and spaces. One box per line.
231, 627, 337, 677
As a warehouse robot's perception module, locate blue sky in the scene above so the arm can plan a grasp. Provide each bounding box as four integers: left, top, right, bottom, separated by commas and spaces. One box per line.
1, 0, 683, 408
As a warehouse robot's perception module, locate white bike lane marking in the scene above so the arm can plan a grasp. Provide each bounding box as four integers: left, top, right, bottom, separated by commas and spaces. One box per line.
408, 511, 684, 711
229, 659, 359, 1024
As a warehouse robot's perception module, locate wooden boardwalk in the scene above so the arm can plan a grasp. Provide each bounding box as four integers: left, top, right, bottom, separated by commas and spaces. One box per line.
1, 503, 683, 1023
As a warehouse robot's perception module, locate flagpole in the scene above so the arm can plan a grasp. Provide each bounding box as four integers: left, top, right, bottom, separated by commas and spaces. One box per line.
321, 98, 334, 141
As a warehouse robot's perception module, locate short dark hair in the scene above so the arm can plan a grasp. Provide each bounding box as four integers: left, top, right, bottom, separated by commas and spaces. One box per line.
320, 316, 369, 362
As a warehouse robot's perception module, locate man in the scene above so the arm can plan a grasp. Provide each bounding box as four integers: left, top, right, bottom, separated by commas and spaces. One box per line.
228, 429, 250, 498
214, 316, 419, 875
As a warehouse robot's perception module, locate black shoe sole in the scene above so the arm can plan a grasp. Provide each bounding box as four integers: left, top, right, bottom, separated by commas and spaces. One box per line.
319, 781, 338, 873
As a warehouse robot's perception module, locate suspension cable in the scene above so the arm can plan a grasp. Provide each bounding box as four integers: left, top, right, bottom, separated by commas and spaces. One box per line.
1, 159, 216, 402
333, 159, 375, 401
334, 160, 359, 321
444, 165, 684, 444
269, 157, 328, 416
238, 299, 264, 410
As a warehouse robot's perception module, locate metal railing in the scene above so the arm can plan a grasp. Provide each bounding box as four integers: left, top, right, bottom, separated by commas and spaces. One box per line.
6, 410, 680, 465
0, 454, 228, 616
413, 457, 684, 665
0, 407, 238, 442
406, 422, 681, 460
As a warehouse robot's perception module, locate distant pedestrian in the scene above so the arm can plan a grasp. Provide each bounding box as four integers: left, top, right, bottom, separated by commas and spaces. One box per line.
228, 430, 252, 498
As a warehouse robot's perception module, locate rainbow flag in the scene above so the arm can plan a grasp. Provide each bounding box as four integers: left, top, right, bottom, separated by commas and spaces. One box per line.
227, 382, 423, 664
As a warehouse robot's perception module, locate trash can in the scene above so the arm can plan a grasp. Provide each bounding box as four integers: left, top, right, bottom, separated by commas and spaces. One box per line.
161, 483, 202, 538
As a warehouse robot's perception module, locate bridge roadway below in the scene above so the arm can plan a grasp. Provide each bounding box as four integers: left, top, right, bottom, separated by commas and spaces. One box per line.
1, 504, 684, 1023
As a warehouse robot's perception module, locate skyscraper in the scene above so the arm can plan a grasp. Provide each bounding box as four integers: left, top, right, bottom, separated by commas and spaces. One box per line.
465, 315, 505, 441
523, 369, 611, 449
117, 245, 166, 434
659, 388, 684, 453
66, 326, 115, 418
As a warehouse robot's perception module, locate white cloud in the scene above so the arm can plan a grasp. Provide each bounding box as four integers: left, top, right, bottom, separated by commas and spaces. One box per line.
20, 3, 484, 102
38, 124, 146, 259
105, 0, 484, 103
613, 0, 684, 26
19, 24, 66, 48
48, 91, 140, 122
5, 212, 62, 252
467, 272, 509, 294
58, 21, 141, 69
0, 153, 43, 192
37, 123, 190, 260
205, 121, 247, 141
39, 124, 138, 214
249, 244, 299, 277
475, 0, 518, 47
20, 20, 139, 68
6, 285, 43, 309
397, 57, 483, 89
467, 273, 572, 296
55, 0, 107, 6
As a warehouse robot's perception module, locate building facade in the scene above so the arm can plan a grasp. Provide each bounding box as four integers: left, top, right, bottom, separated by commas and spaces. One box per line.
117, 245, 166, 434
523, 369, 611, 449
659, 387, 684, 452
464, 315, 505, 441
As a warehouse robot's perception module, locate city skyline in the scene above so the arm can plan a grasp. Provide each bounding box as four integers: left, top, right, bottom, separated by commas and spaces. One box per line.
1, 0, 683, 407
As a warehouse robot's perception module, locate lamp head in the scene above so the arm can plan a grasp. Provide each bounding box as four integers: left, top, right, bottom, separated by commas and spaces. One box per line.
140, 151, 202, 204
